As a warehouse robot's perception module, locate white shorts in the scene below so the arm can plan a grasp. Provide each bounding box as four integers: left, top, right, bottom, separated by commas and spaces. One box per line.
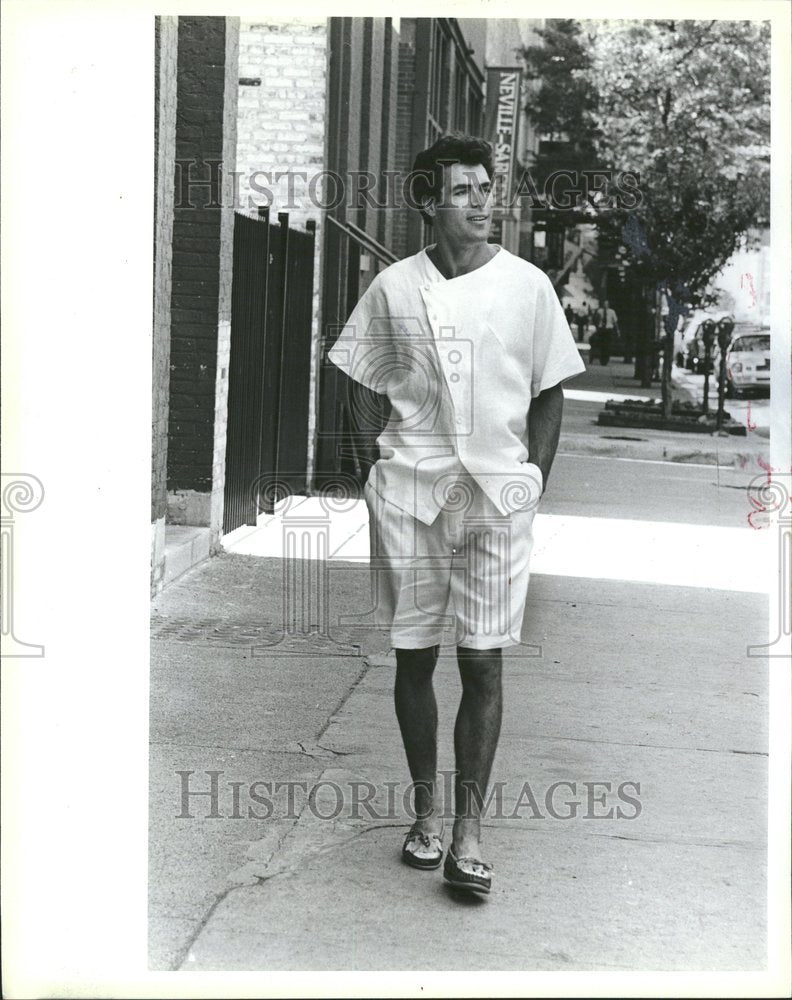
364, 476, 537, 651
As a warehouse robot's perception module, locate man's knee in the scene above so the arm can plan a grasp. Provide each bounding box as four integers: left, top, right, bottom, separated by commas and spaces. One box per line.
395, 646, 438, 679
457, 647, 502, 693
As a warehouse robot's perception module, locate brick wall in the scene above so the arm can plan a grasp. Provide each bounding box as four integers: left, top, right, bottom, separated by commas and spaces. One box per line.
167, 16, 238, 530
152, 16, 178, 525
237, 20, 327, 226
235, 18, 328, 488
391, 31, 416, 260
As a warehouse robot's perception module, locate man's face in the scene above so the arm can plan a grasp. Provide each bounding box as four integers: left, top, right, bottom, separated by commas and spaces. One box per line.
428, 162, 493, 245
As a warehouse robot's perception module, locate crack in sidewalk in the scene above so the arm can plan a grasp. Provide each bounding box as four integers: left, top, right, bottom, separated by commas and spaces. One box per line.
174, 655, 375, 968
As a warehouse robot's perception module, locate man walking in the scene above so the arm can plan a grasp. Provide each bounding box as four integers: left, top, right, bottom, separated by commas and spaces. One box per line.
576, 302, 589, 343
328, 135, 584, 894
592, 299, 620, 365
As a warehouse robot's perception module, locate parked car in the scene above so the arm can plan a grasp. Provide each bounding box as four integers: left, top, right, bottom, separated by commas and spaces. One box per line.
725, 329, 771, 397
674, 310, 708, 368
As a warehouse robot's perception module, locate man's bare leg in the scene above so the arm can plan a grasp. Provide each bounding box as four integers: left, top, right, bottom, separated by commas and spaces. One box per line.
394, 645, 442, 834
452, 646, 503, 857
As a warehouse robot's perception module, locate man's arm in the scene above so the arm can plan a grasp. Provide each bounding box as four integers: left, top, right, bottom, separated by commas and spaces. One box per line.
350, 387, 391, 468
528, 382, 564, 492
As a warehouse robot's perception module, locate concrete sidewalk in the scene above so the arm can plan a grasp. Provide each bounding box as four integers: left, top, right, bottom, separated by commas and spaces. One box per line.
150, 551, 768, 971
149, 359, 771, 972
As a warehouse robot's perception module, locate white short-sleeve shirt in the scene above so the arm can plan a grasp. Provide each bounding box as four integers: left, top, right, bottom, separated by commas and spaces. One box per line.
327, 245, 585, 525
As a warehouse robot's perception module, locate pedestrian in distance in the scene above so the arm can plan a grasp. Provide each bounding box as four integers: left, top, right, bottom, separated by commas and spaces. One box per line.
328, 133, 584, 895
592, 299, 619, 365
576, 302, 588, 343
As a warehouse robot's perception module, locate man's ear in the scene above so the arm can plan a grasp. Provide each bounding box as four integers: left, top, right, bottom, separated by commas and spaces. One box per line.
421, 196, 436, 219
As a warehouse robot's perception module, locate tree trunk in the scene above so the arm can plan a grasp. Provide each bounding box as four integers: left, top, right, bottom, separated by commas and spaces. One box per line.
659, 287, 674, 419
633, 333, 644, 383
634, 283, 653, 387
639, 327, 653, 388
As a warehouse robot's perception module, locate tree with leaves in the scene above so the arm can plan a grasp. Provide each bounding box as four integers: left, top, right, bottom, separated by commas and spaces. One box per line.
589, 18, 770, 413
521, 19, 601, 187
520, 19, 770, 405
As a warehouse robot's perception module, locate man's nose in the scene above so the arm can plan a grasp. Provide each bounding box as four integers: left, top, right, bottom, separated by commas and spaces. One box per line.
470, 186, 488, 209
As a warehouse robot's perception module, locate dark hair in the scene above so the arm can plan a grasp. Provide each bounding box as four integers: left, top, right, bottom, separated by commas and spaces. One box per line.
411, 133, 494, 224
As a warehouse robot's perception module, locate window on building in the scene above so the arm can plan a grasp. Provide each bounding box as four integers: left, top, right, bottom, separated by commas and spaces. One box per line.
430, 22, 450, 133
447, 57, 483, 137
453, 62, 465, 131
420, 19, 485, 146
468, 86, 482, 135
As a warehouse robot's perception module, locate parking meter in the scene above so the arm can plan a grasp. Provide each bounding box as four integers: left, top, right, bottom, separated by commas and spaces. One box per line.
715, 317, 735, 429
700, 319, 717, 413
701, 319, 717, 347
716, 317, 735, 349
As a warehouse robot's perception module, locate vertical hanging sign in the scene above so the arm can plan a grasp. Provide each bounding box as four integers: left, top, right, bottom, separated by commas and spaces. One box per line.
485, 67, 521, 209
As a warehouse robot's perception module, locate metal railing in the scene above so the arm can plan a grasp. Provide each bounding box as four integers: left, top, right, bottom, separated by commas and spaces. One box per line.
315, 215, 398, 488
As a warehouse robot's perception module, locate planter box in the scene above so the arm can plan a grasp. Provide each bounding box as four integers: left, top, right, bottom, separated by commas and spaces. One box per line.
602, 398, 732, 418
597, 410, 747, 435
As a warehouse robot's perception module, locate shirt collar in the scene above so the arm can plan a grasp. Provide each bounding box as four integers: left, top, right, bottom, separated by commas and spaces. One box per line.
420, 244, 504, 284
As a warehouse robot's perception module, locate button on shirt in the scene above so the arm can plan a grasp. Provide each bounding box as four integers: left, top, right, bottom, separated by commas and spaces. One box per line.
327, 245, 585, 526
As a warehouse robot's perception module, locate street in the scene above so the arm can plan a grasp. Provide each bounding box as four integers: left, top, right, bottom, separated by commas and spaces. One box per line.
673, 365, 771, 435
150, 436, 770, 971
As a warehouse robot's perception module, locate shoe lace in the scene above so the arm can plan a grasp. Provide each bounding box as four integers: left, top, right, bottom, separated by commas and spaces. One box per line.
451, 853, 493, 876
407, 828, 441, 850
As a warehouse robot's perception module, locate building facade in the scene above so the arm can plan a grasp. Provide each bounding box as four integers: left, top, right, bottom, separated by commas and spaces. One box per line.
151, 15, 239, 593
153, 16, 545, 589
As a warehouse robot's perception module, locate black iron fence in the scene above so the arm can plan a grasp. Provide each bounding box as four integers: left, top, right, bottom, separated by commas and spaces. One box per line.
223, 208, 316, 535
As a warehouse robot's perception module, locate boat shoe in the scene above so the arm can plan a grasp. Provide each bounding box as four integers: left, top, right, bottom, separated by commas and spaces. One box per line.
442, 846, 493, 894
401, 825, 444, 870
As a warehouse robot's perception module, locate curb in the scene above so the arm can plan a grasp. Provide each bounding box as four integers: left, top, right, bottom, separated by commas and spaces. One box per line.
558, 432, 768, 467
